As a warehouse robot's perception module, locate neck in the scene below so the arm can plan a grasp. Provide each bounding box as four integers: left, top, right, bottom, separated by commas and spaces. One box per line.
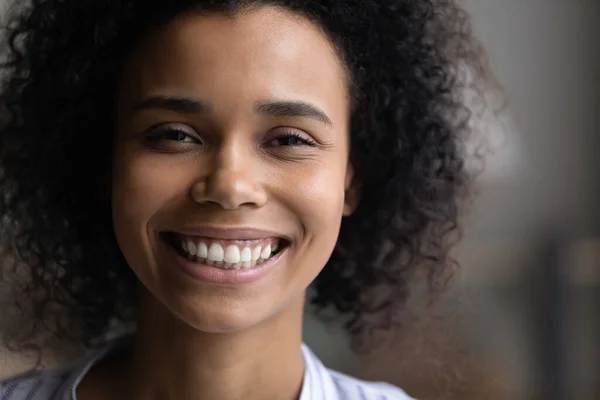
120, 289, 306, 400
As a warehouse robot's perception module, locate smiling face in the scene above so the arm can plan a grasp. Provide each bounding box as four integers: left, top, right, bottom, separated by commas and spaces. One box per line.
111, 6, 354, 333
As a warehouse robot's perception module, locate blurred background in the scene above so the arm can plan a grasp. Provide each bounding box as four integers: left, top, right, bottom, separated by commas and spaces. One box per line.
305, 1, 600, 399
1, 0, 599, 399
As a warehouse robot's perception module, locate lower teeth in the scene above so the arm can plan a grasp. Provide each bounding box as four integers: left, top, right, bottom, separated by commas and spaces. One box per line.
185, 255, 270, 269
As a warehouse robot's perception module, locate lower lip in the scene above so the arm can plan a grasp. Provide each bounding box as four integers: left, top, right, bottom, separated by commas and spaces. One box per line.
164, 241, 287, 285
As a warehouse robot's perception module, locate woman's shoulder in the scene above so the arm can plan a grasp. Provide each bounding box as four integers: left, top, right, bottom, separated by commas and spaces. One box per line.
0, 345, 110, 400
301, 344, 415, 400
327, 369, 415, 400
0, 366, 75, 400
1, 336, 126, 399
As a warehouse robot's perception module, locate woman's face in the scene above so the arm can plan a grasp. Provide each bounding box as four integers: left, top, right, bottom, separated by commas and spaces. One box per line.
112, 6, 353, 333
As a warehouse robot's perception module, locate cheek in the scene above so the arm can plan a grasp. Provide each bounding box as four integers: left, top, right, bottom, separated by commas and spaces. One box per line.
287, 163, 347, 238
280, 165, 347, 287
111, 149, 187, 253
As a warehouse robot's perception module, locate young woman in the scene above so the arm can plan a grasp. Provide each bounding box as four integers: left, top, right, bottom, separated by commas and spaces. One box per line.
0, 0, 489, 399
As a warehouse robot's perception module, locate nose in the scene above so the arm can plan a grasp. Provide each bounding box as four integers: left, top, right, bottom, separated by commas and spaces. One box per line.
190, 141, 267, 210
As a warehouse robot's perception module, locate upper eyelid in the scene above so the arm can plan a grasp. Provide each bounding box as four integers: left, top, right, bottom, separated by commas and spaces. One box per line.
268, 127, 316, 141
144, 123, 319, 143
264, 130, 319, 149
279, 131, 316, 144
146, 123, 201, 138
148, 122, 196, 133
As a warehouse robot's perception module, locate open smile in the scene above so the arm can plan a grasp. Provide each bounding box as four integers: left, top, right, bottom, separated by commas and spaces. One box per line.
163, 232, 286, 269
159, 230, 291, 285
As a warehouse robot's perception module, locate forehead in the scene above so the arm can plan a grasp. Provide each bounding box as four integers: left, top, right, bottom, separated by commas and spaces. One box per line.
119, 6, 349, 122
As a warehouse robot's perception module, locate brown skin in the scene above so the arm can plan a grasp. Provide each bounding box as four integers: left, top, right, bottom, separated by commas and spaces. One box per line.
78, 6, 356, 400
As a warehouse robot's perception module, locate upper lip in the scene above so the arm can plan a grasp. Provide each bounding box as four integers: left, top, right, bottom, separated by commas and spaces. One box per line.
166, 226, 292, 242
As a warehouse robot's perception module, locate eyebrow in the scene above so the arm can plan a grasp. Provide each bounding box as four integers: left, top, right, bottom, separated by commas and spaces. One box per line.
253, 100, 333, 127
133, 96, 210, 113
132, 96, 333, 127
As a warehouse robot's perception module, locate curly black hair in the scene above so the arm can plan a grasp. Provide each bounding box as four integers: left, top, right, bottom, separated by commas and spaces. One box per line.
0, 0, 489, 354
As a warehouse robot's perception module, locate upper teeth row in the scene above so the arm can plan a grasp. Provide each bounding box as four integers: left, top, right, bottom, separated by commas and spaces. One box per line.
182, 240, 278, 264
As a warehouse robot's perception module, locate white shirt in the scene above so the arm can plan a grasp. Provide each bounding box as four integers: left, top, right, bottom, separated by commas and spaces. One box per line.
0, 340, 414, 400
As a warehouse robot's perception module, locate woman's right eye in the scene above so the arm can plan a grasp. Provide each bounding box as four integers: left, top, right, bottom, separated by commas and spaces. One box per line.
145, 127, 199, 143
141, 124, 203, 150
159, 129, 197, 142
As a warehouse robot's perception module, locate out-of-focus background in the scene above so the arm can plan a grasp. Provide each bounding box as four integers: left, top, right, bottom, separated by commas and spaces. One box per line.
1, 0, 599, 399
305, 1, 600, 399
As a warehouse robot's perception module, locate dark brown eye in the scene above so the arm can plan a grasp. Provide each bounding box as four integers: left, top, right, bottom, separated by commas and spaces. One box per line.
265, 131, 317, 147
163, 129, 195, 142
145, 128, 198, 143
142, 123, 203, 147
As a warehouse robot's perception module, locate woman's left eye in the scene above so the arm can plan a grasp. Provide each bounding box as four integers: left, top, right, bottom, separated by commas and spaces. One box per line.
265, 131, 317, 148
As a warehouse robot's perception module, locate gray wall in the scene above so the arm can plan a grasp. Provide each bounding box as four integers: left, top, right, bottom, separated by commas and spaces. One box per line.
463, 0, 600, 236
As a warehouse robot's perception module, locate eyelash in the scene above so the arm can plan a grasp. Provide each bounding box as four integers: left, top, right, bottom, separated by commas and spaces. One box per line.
143, 127, 198, 144
267, 130, 318, 148
141, 126, 318, 149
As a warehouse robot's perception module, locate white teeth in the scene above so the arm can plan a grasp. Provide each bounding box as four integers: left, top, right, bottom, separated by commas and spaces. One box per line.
252, 246, 262, 261
224, 245, 241, 264
187, 240, 197, 256
197, 242, 208, 259
260, 244, 271, 260
178, 236, 281, 269
240, 247, 252, 263
207, 243, 224, 262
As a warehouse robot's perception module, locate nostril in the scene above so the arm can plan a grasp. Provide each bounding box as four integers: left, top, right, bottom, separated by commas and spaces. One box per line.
189, 172, 267, 209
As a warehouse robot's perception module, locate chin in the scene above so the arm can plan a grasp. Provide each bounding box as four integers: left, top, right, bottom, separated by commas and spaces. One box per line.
157, 289, 283, 334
